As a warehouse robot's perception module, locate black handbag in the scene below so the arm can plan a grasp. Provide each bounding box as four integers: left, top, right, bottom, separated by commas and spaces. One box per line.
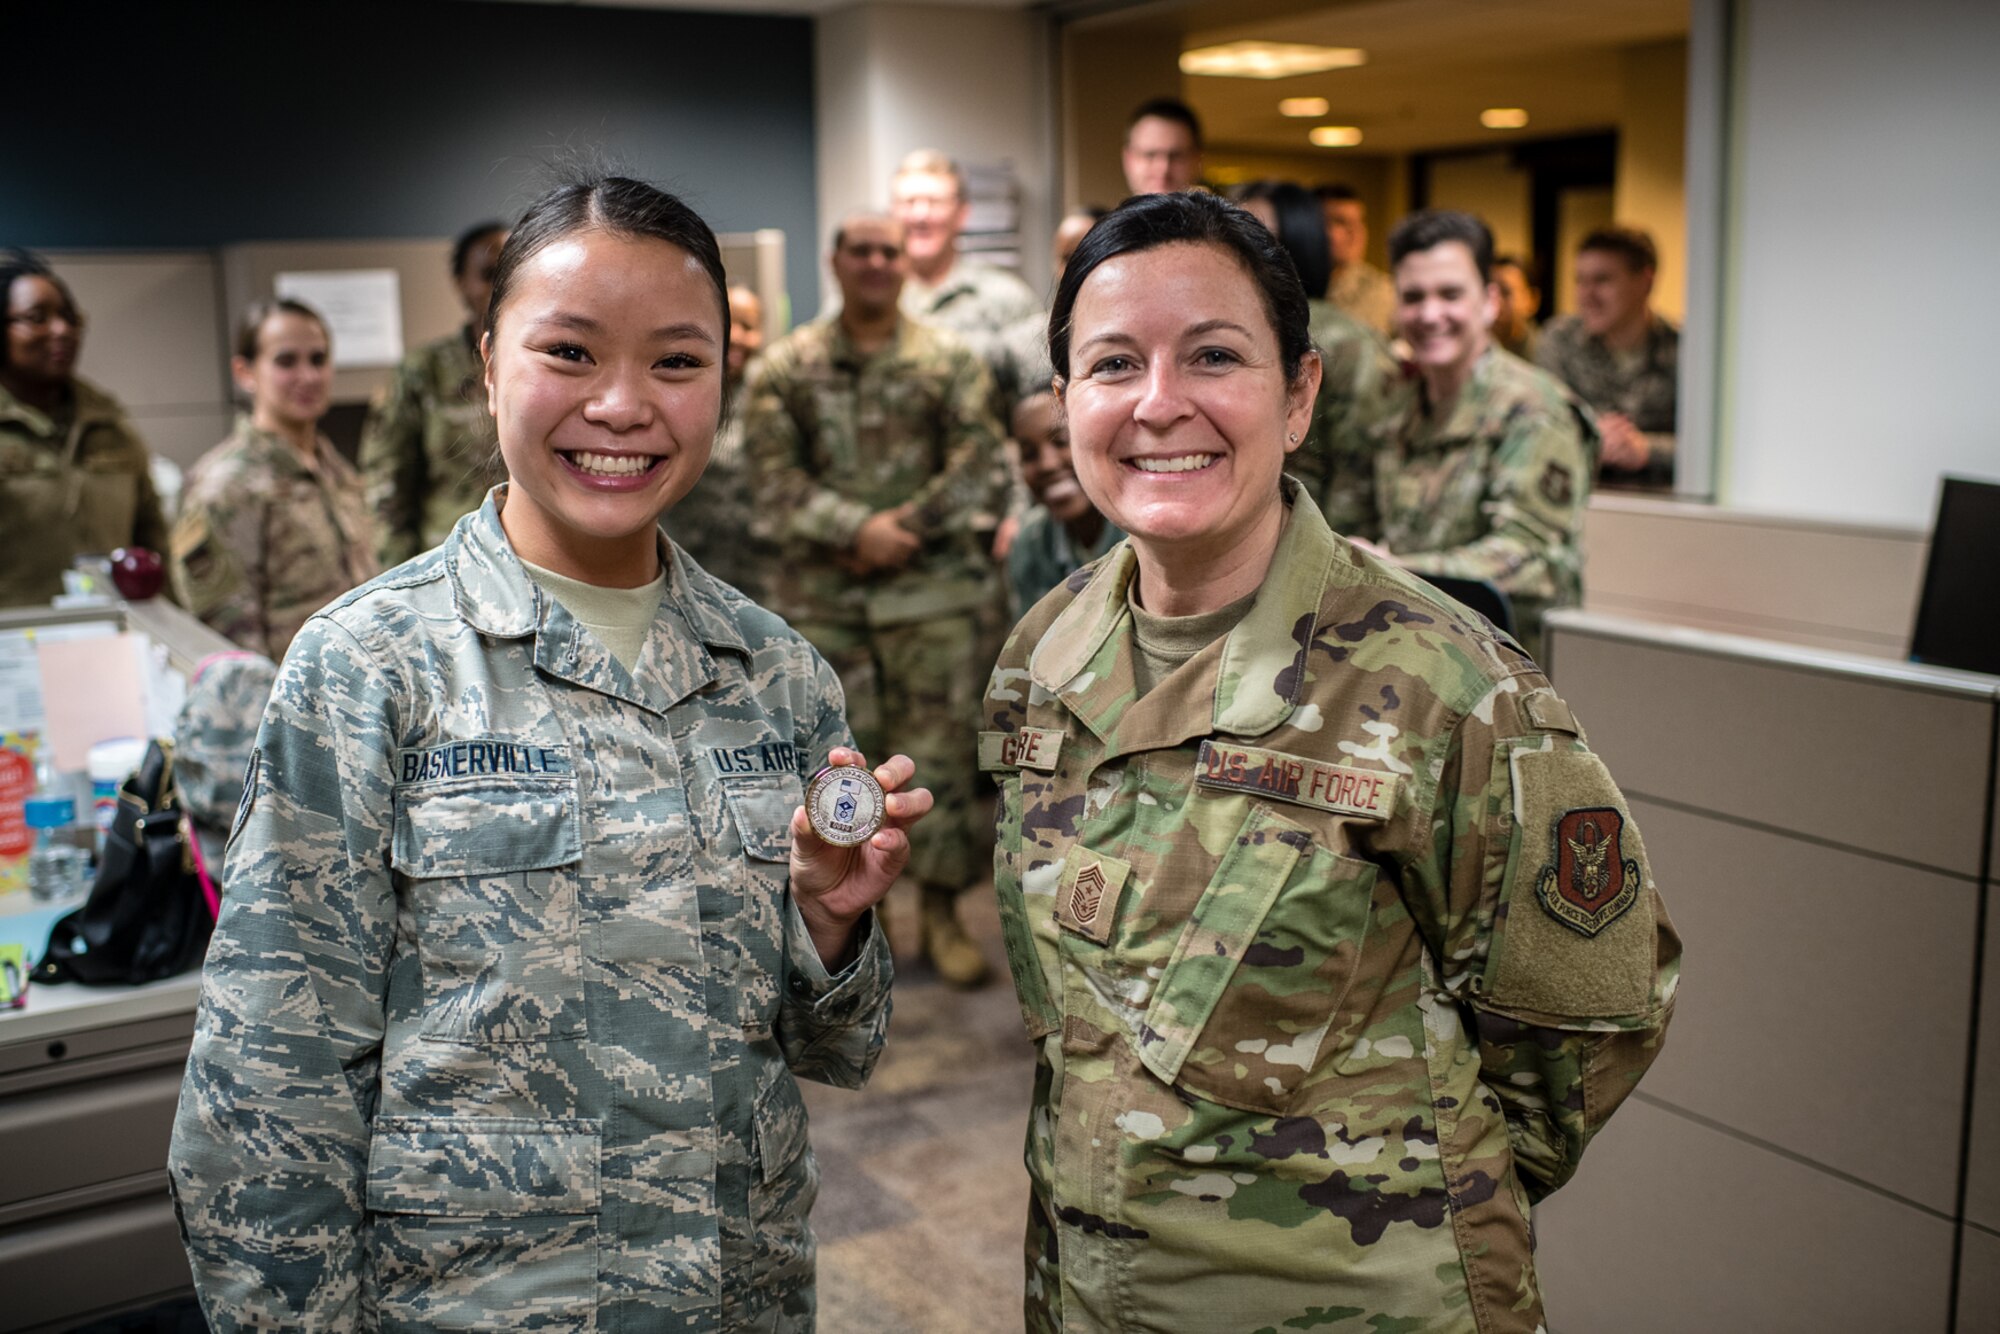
33, 739, 217, 986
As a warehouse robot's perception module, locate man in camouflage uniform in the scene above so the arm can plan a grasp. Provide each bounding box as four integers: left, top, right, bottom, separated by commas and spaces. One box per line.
892, 148, 1044, 416
1366, 211, 1597, 661
982, 479, 1679, 1333
1319, 184, 1397, 336
1536, 225, 1678, 487
169, 496, 894, 1331
1291, 298, 1410, 540
171, 414, 379, 661
744, 214, 1006, 987
672, 283, 772, 600
359, 221, 509, 566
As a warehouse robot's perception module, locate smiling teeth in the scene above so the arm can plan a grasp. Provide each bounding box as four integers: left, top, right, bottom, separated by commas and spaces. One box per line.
571, 451, 653, 476
1133, 454, 1218, 473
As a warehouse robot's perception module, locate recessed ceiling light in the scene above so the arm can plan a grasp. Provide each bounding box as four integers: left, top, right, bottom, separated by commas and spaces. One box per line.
1481, 108, 1530, 129
1180, 42, 1367, 80
1279, 97, 1330, 118
1310, 126, 1364, 148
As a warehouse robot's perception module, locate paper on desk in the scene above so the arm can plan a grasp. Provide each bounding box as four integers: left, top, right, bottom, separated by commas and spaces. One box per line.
0, 621, 120, 738
35, 632, 149, 770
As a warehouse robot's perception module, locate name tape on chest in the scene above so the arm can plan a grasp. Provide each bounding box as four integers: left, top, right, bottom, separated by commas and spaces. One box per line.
978, 727, 1063, 772
1195, 740, 1400, 821
707, 740, 802, 777
399, 740, 571, 785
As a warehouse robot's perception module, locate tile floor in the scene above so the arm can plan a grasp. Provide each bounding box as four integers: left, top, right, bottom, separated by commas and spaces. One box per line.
804, 879, 1036, 1333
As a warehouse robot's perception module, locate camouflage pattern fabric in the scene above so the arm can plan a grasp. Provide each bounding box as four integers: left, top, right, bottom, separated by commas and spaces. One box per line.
1534, 312, 1679, 434
983, 483, 1679, 1334
741, 314, 1006, 631
1327, 261, 1396, 337
359, 327, 504, 566
171, 416, 380, 662
1006, 507, 1123, 617
669, 385, 771, 604
743, 314, 1005, 894
171, 650, 277, 872
0, 375, 173, 607
1368, 349, 1598, 661
168, 491, 893, 1332
902, 256, 1044, 415
1288, 299, 1410, 542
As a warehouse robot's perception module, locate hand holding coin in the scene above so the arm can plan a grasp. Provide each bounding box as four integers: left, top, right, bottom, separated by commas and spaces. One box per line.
789, 747, 933, 967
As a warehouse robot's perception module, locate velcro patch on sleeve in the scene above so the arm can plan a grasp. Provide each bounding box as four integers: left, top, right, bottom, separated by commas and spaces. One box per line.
978, 727, 1063, 772
1054, 848, 1130, 946
1195, 740, 1398, 821
1523, 691, 1580, 736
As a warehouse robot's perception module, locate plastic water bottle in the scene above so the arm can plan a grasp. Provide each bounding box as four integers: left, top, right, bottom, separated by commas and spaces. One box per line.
24, 794, 87, 903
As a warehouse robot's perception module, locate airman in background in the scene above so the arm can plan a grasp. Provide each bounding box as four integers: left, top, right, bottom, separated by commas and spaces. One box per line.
1492, 252, 1544, 362
743, 214, 1007, 987
1536, 225, 1678, 485
672, 282, 772, 600
359, 220, 509, 566
1317, 183, 1396, 336
1122, 98, 1204, 196
1364, 209, 1596, 660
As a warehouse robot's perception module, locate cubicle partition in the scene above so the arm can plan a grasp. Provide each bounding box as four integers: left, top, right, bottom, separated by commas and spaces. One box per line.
1536, 609, 1997, 1332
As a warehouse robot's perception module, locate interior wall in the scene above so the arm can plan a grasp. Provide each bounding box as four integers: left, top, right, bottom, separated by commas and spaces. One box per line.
1723, 0, 2000, 527
1615, 39, 1689, 322
2, 1, 822, 322
1425, 153, 1532, 262
1061, 23, 1186, 216
817, 3, 1054, 307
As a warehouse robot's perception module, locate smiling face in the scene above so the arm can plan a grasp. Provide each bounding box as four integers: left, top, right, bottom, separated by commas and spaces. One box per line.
889, 169, 965, 271
1012, 393, 1093, 523
1060, 241, 1315, 565
1574, 247, 1653, 338
1394, 239, 1498, 385
830, 216, 908, 321
234, 310, 332, 432
483, 227, 726, 584
5, 274, 84, 386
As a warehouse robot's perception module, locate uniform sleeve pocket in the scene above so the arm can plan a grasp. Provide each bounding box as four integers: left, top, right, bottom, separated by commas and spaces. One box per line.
392, 777, 580, 877
367, 1117, 601, 1216
1138, 804, 1377, 1116
721, 774, 803, 863
752, 1071, 812, 1186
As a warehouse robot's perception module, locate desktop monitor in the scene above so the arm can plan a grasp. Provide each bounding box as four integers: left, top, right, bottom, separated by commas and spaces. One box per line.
1909, 475, 2000, 676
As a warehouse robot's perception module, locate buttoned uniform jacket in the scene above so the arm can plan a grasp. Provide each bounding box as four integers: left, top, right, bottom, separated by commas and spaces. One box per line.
169, 492, 892, 1333
0, 374, 172, 607
982, 485, 1679, 1333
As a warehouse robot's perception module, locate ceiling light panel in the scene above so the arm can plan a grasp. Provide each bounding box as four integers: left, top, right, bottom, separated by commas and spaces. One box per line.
1309, 126, 1364, 148
1180, 42, 1367, 80
1279, 97, 1330, 118
1480, 108, 1531, 129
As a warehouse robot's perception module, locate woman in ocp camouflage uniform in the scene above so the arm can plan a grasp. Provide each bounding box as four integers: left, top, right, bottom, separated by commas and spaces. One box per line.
170, 175, 929, 1332
982, 191, 1680, 1333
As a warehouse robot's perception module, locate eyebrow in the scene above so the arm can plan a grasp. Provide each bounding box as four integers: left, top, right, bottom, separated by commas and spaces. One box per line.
1074, 317, 1257, 355
537, 312, 717, 344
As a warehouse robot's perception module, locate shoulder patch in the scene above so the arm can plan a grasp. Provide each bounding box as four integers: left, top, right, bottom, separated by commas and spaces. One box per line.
1536, 807, 1641, 937
1539, 460, 1574, 507
1523, 691, 1580, 736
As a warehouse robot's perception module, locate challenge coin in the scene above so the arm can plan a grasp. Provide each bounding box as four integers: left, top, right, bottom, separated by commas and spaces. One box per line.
805, 764, 887, 848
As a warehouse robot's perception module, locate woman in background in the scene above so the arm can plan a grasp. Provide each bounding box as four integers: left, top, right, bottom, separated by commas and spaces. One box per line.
171, 299, 377, 661
0, 248, 172, 607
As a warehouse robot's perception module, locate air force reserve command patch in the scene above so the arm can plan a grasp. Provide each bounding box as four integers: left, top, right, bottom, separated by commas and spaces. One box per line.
1537, 806, 1641, 937
1194, 740, 1399, 820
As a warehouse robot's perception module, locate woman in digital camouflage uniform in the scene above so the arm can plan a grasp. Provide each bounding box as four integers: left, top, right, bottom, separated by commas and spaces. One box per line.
982, 191, 1680, 1333
170, 176, 927, 1332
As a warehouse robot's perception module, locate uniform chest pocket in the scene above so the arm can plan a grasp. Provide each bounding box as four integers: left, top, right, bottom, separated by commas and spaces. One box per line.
1136, 803, 1377, 1116
393, 777, 587, 1044
720, 773, 803, 1038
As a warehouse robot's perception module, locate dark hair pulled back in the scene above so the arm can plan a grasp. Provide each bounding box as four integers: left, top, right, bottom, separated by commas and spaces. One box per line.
1234, 180, 1333, 299
234, 298, 330, 361
451, 221, 509, 279
484, 174, 730, 368
0, 248, 78, 374
1047, 190, 1314, 386
1388, 209, 1495, 285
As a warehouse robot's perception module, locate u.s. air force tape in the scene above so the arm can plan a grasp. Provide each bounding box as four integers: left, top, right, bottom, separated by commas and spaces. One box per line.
1194, 740, 1399, 820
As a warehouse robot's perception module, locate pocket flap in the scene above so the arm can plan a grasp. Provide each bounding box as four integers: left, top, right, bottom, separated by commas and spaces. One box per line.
391, 777, 580, 877
721, 775, 804, 863
752, 1072, 811, 1185
1137, 804, 1308, 1088
367, 1118, 600, 1216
